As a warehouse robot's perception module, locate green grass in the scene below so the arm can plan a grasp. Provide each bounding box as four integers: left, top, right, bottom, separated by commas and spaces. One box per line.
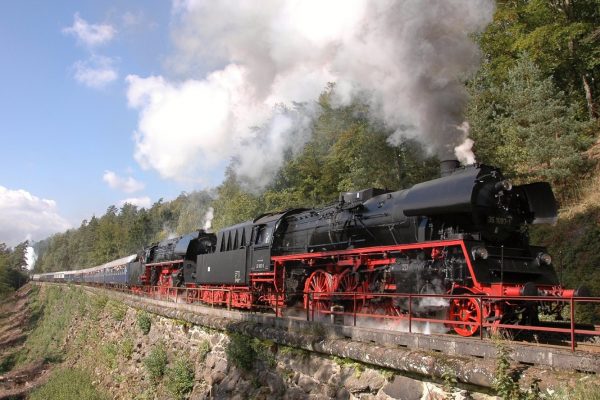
278, 345, 309, 359
101, 341, 119, 369
90, 295, 109, 320
0, 352, 16, 374
29, 368, 109, 400
332, 356, 364, 378
121, 337, 135, 359
16, 286, 88, 365
107, 300, 127, 321
550, 380, 600, 400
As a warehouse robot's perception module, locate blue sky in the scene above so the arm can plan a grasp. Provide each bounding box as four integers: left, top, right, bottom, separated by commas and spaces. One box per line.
0, 1, 183, 245
0, 0, 493, 247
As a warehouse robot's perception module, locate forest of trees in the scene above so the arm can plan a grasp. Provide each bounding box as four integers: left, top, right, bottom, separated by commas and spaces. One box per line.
28, 1, 599, 285
0, 242, 29, 298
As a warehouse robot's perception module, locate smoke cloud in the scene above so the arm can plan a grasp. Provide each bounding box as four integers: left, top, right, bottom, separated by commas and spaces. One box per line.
127, 0, 494, 187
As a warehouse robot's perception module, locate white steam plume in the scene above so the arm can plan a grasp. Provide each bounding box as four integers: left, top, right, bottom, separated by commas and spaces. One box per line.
26, 246, 37, 271
454, 122, 476, 165
202, 207, 214, 231
127, 0, 493, 187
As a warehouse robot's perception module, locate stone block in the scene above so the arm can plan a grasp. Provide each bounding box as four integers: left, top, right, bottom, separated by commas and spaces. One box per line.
380, 375, 424, 400
298, 374, 319, 393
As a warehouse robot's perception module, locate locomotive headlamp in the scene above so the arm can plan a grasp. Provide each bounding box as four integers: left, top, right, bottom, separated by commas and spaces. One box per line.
537, 252, 552, 265
494, 180, 513, 193
471, 247, 489, 260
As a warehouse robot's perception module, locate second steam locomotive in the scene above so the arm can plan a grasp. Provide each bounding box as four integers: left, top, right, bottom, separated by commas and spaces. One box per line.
36, 161, 587, 336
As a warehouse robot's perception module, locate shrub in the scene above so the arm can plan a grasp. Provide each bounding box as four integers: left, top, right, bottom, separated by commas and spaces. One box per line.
144, 343, 168, 383
225, 333, 255, 371
137, 311, 152, 335
493, 339, 541, 400
166, 357, 195, 399
493, 340, 521, 399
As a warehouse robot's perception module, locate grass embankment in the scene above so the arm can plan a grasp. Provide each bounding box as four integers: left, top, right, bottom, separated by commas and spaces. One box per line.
29, 368, 108, 400
3, 284, 198, 399
0, 284, 109, 398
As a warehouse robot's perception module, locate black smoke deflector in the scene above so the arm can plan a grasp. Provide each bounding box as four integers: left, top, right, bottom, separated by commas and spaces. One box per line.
516, 182, 558, 225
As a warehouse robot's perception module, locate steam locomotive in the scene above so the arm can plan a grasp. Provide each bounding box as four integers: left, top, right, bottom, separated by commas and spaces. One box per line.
34, 161, 586, 336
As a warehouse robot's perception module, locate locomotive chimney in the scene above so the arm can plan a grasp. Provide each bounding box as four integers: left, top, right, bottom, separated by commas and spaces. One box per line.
440, 160, 460, 177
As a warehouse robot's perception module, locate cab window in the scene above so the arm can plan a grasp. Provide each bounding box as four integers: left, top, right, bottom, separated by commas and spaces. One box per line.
255, 226, 273, 245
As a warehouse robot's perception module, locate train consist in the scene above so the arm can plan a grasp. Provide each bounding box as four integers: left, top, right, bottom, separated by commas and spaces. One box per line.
34, 161, 588, 336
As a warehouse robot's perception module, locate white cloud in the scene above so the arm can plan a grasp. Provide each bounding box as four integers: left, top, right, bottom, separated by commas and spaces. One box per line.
62, 13, 116, 47
118, 196, 151, 209
103, 170, 144, 193
0, 186, 71, 247
127, 0, 494, 188
73, 56, 118, 89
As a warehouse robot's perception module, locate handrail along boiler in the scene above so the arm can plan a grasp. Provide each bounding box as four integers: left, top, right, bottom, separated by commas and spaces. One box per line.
34, 161, 588, 337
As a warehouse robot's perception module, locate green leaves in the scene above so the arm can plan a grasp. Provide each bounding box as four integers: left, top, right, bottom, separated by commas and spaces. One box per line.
478, 0, 599, 120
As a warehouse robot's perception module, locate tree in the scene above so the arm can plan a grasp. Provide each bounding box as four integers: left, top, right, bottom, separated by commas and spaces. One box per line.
175, 191, 214, 234
479, 0, 600, 119
0, 242, 28, 298
468, 55, 595, 199
211, 168, 262, 231
273, 85, 438, 208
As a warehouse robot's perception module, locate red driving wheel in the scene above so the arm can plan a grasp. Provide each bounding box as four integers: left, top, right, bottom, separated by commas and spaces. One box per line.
448, 297, 481, 337
335, 269, 365, 311
304, 270, 334, 311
